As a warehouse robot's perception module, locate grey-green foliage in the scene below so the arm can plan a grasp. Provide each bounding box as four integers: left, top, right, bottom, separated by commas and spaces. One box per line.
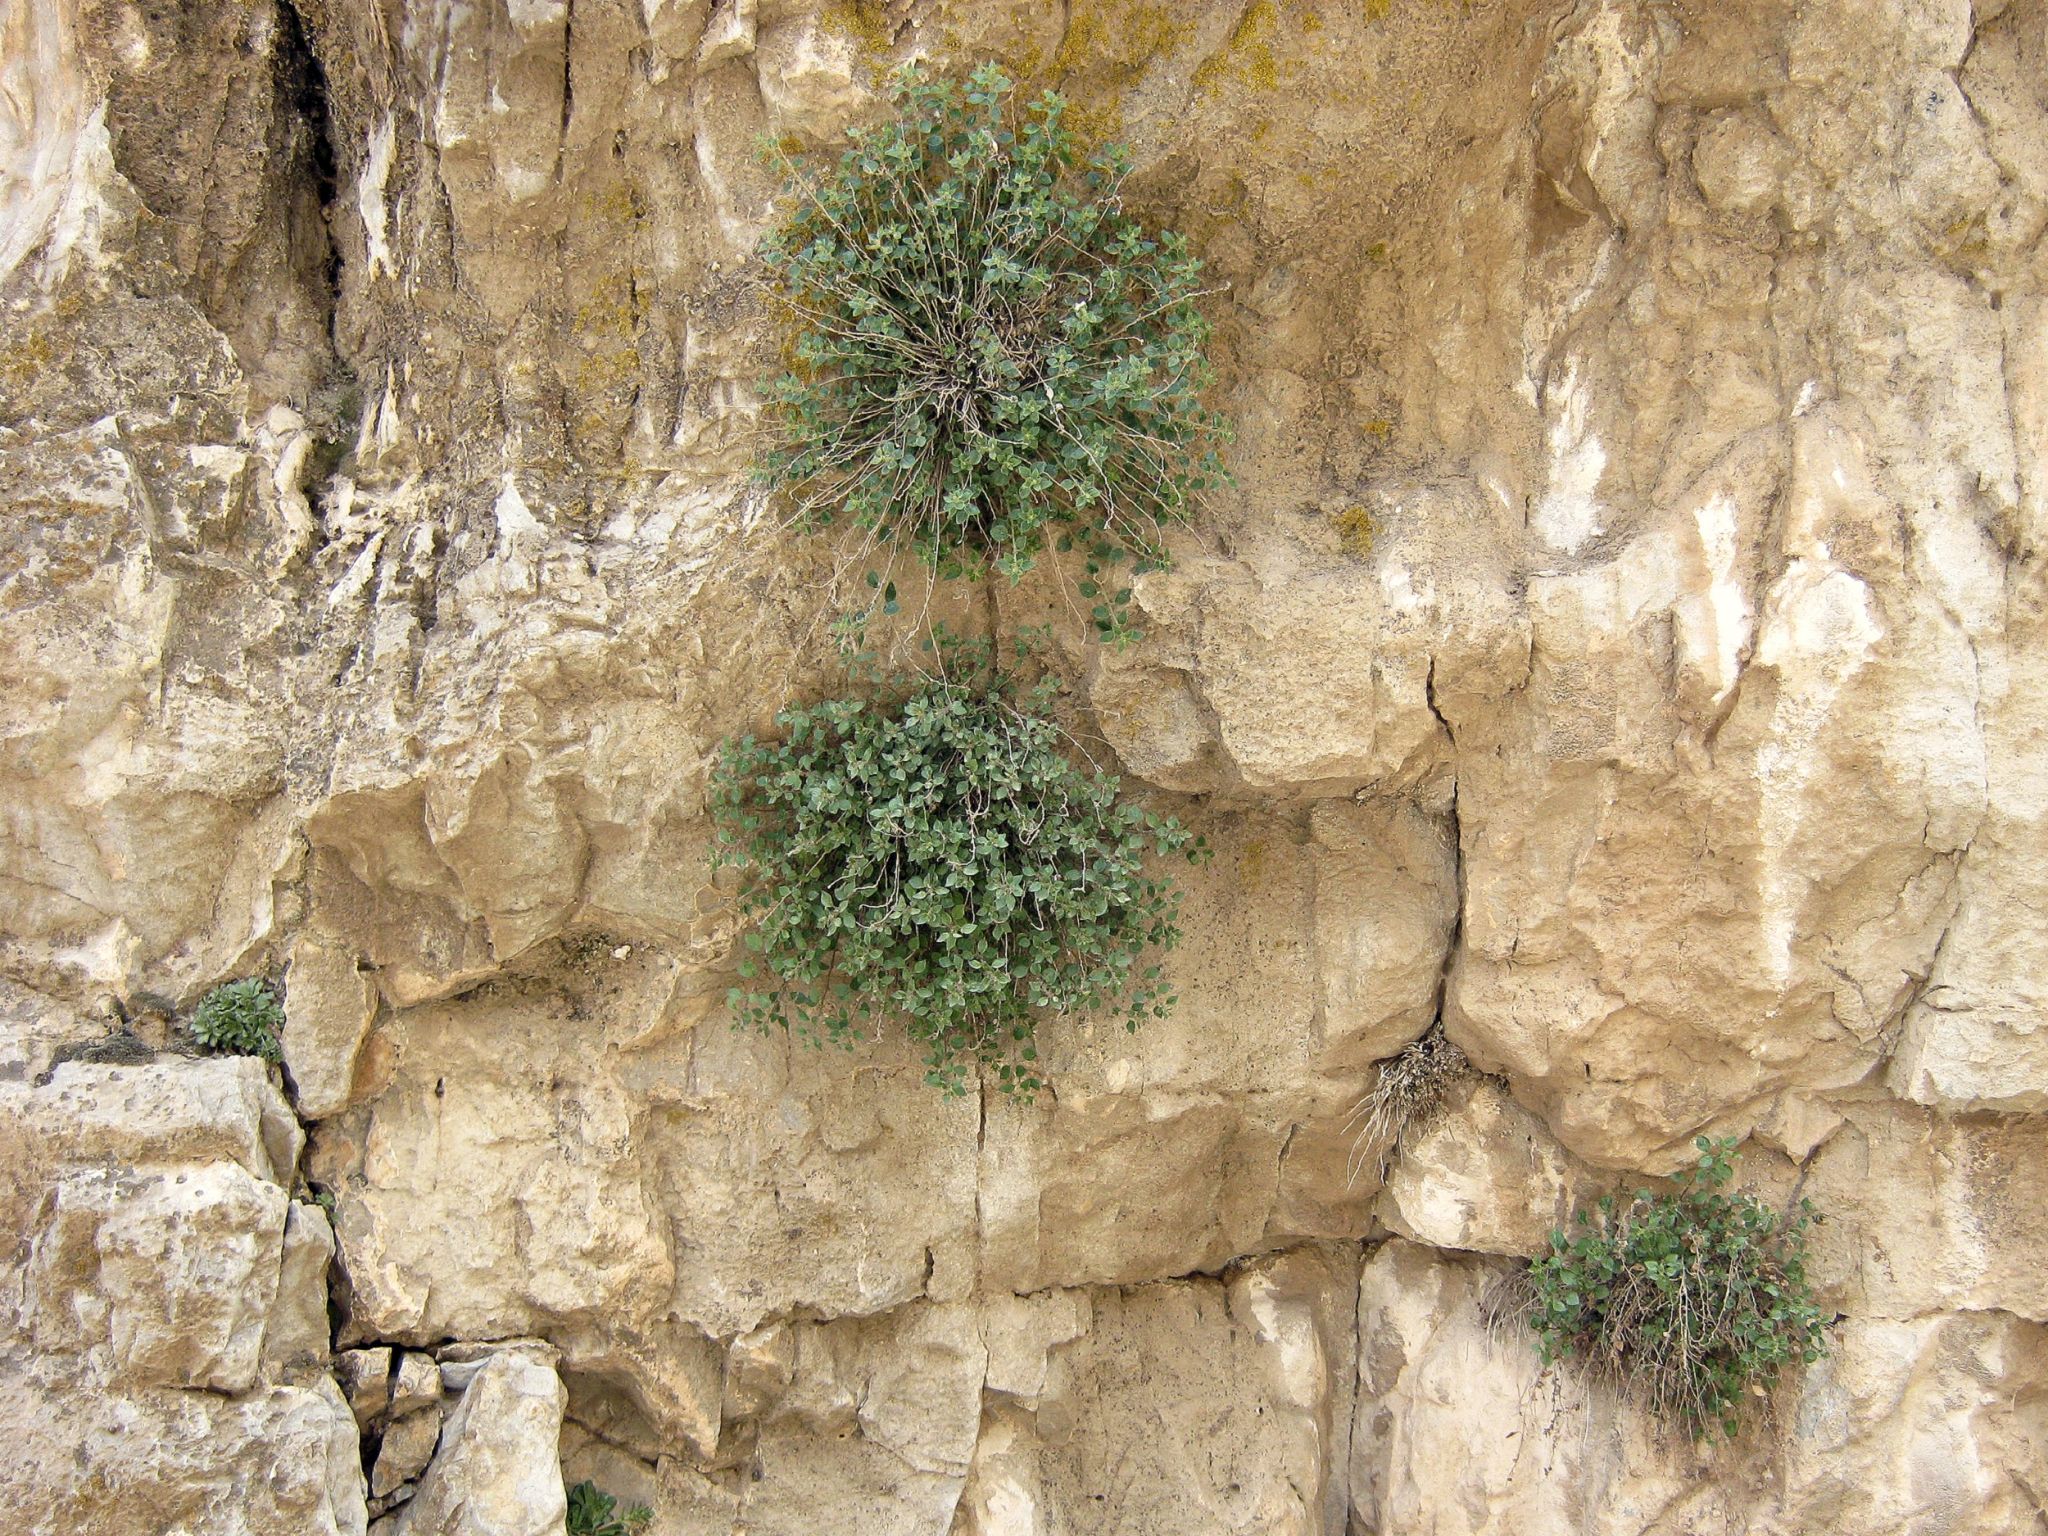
188, 978, 285, 1062
709, 643, 1206, 1099
759, 61, 1228, 643
1527, 1136, 1828, 1440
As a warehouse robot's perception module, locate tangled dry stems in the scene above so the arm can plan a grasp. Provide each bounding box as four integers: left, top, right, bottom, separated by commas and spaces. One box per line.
1343, 1024, 1470, 1187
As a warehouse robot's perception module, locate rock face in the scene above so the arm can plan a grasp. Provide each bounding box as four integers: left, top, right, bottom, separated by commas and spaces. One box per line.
0, 1057, 364, 1535
4, 0, 2047, 1532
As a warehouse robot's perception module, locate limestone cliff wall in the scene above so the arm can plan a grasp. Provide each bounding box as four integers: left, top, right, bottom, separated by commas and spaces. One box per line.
1, 1, 2044, 1533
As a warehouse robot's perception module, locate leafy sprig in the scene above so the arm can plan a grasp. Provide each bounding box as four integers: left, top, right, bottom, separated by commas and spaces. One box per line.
188, 978, 285, 1063
565, 1480, 651, 1536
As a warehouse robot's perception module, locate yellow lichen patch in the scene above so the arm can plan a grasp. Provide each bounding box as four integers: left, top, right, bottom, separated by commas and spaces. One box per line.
572, 282, 639, 342
1034, 0, 1197, 143
568, 263, 644, 451
588, 181, 642, 225
1193, 0, 1281, 94
818, 0, 897, 61
1331, 503, 1377, 556
1046, 0, 1191, 80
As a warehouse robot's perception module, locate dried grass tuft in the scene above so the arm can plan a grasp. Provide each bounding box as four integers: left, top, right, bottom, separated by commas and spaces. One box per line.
1343, 1024, 1470, 1188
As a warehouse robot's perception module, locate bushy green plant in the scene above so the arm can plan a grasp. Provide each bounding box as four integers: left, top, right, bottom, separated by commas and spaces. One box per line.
709, 644, 1205, 1098
1527, 1136, 1828, 1439
758, 61, 1228, 642
188, 978, 285, 1062
565, 1480, 651, 1536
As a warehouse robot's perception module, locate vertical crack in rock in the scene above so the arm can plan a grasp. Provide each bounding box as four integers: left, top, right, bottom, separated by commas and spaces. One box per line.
275, 0, 344, 328
563, 0, 577, 149
277, 0, 339, 214
1423, 657, 1466, 1044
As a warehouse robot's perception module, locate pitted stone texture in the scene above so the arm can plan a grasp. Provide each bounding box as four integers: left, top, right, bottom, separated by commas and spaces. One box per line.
0, 1056, 364, 1533
4, 1058, 320, 1397
0, 1363, 367, 1536
24, 1162, 288, 1392
24, 1056, 302, 1183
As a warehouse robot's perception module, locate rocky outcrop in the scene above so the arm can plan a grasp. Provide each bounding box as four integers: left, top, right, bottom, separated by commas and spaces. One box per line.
0, 1055, 363, 1535
4, 0, 2046, 1531
391, 1349, 566, 1536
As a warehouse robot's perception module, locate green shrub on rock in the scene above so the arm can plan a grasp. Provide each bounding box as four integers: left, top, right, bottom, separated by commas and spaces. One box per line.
758, 62, 1228, 642
565, 1480, 650, 1536
1527, 1136, 1828, 1440
710, 648, 1204, 1098
188, 978, 285, 1063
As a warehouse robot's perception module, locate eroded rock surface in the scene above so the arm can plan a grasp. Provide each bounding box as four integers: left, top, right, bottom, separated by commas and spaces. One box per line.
4, 0, 2047, 1531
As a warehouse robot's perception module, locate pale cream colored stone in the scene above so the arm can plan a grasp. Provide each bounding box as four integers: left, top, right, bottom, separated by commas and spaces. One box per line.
734, 1302, 985, 1535
338, 1348, 396, 1427
28, 1057, 300, 1183
396, 1350, 565, 1536
0, 1363, 367, 1536
554, 1318, 724, 1463
1310, 799, 1458, 1074
956, 1402, 1050, 1536
723, 1321, 796, 1420
261, 1200, 338, 1377
1351, 1238, 2048, 1536
755, 18, 863, 139
329, 993, 676, 1343
1376, 1079, 1593, 1257
286, 936, 380, 1120
1029, 1264, 1351, 1536
25, 1163, 288, 1392
1804, 1102, 2048, 1321
979, 1089, 1280, 1293
698, 0, 757, 66
5, 0, 2048, 1531
1692, 111, 1789, 215
981, 1290, 1091, 1405
390, 1351, 443, 1419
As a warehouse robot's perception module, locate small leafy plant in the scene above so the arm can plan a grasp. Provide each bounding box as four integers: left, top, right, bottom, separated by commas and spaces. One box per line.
758, 61, 1228, 642
188, 978, 285, 1063
710, 643, 1204, 1098
1527, 1136, 1828, 1440
565, 1480, 651, 1536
